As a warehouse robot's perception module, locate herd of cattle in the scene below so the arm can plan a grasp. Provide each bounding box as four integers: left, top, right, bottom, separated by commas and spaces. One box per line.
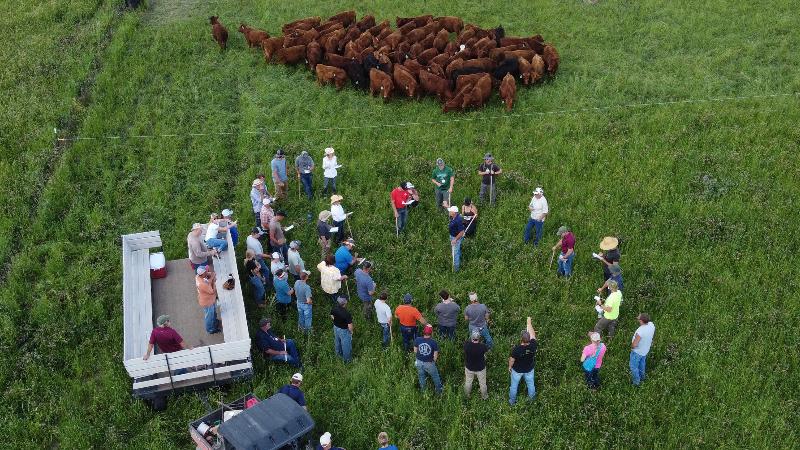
209, 11, 559, 112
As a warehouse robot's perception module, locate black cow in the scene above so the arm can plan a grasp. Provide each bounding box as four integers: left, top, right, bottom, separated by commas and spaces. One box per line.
492, 57, 519, 81
345, 60, 369, 89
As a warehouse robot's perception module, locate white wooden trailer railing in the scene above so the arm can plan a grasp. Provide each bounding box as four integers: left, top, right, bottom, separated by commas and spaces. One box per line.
121, 230, 252, 397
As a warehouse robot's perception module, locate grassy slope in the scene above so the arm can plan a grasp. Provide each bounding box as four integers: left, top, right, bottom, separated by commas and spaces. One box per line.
3, 0, 800, 448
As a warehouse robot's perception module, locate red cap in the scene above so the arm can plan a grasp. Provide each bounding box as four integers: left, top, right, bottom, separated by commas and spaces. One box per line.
423, 324, 433, 335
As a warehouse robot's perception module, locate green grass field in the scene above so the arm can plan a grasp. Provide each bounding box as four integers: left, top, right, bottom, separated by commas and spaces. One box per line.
2, 0, 799, 448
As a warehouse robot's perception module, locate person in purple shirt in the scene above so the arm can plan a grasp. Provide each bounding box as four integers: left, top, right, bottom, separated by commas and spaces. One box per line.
354, 261, 377, 319
143, 315, 191, 359
277, 373, 307, 410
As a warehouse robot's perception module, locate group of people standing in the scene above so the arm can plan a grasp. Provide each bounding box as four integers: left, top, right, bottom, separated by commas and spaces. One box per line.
143, 146, 660, 449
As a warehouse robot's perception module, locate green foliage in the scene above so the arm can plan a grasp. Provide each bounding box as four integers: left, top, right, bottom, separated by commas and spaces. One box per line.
2, 0, 799, 448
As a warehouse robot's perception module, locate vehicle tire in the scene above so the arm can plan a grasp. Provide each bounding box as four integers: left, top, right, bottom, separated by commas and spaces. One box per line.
149, 395, 167, 411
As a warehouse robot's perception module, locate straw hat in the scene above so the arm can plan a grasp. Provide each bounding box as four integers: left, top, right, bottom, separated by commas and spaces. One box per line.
599, 236, 618, 251
318, 210, 332, 221
330, 194, 343, 204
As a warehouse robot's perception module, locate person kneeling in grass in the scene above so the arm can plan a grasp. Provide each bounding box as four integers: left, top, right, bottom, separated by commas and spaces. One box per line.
255, 317, 302, 368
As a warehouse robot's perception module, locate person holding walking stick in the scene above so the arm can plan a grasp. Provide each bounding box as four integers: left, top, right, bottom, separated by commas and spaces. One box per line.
448, 206, 466, 272
431, 158, 454, 212
477, 153, 501, 205
390, 181, 419, 235
461, 197, 479, 238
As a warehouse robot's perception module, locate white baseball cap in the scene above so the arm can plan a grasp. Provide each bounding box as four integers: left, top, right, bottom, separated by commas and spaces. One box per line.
271, 252, 281, 259
262, 197, 272, 205
324, 147, 335, 155
221, 209, 233, 217
534, 187, 544, 195
319, 432, 332, 445
448, 206, 459, 213
291, 373, 303, 382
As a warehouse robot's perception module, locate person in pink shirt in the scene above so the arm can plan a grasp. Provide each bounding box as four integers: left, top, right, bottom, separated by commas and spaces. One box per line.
580, 331, 607, 390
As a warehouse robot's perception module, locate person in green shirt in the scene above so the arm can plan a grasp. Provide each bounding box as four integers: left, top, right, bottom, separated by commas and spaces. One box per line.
431, 158, 455, 212
594, 279, 622, 338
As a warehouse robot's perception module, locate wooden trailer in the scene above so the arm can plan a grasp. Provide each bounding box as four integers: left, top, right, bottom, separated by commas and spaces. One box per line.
120, 229, 252, 406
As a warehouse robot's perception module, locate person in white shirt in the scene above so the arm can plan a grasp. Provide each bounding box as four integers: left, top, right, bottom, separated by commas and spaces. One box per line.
630, 313, 656, 386
270, 251, 285, 275
330, 194, 347, 244
322, 147, 339, 195
287, 240, 305, 279
523, 187, 549, 246
374, 291, 393, 348
205, 213, 233, 252
246, 227, 270, 275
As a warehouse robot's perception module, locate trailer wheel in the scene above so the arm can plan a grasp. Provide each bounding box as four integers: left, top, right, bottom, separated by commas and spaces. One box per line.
149, 395, 167, 411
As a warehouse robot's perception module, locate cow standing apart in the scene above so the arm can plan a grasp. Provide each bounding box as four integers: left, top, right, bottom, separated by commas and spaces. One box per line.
210, 16, 228, 51
499, 73, 516, 111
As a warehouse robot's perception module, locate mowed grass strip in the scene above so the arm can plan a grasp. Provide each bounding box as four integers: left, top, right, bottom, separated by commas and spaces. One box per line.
2, 0, 799, 448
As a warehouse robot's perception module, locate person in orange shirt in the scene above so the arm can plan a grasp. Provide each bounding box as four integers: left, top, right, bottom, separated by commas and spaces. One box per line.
394, 293, 427, 352
195, 266, 220, 334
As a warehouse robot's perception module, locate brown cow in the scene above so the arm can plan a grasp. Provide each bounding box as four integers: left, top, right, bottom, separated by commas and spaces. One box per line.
376, 26, 393, 41
444, 41, 459, 54
381, 31, 403, 49
543, 44, 559, 75
499, 73, 516, 111
340, 25, 362, 49
316, 64, 348, 90
499, 37, 530, 48
239, 24, 269, 48
462, 74, 492, 109
456, 27, 475, 45
368, 20, 390, 36
445, 58, 464, 78
377, 52, 393, 73
455, 73, 488, 93
419, 69, 452, 102
306, 41, 322, 70
504, 49, 536, 61
398, 21, 418, 35
409, 43, 424, 58
324, 53, 352, 69
396, 15, 433, 28
530, 54, 545, 83
344, 41, 361, 59
369, 68, 394, 100
402, 58, 424, 76
393, 65, 419, 98
261, 36, 285, 62
489, 45, 524, 61
517, 56, 532, 85
275, 45, 306, 64
323, 28, 345, 54
283, 21, 315, 35
282, 16, 321, 34
356, 14, 376, 31
442, 83, 472, 112
317, 21, 344, 36
417, 47, 439, 65
357, 46, 376, 63
474, 36, 497, 58
430, 52, 452, 67
427, 62, 445, 78
210, 16, 228, 51
355, 31, 374, 50
436, 16, 464, 33
433, 29, 449, 52
329, 10, 356, 27
462, 57, 496, 72
285, 28, 318, 47
419, 33, 436, 49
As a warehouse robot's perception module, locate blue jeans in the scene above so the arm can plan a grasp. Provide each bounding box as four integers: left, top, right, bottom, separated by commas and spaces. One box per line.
297, 302, 313, 331
249, 275, 265, 305
380, 323, 390, 347
322, 176, 337, 194
584, 368, 600, 389
438, 325, 455, 340
523, 219, 544, 245
630, 351, 647, 386
229, 225, 239, 246
205, 238, 228, 252
557, 252, 575, 277
300, 173, 313, 199
468, 324, 493, 349
203, 304, 219, 334
451, 237, 462, 272
509, 369, 535, 404
268, 338, 301, 367
333, 326, 352, 362
190, 261, 209, 271
415, 360, 442, 393
400, 325, 418, 352
396, 207, 408, 232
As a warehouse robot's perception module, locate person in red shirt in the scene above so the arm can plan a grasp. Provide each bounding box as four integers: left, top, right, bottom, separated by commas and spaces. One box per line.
552, 225, 576, 277
390, 181, 419, 235
143, 315, 192, 359
394, 293, 427, 352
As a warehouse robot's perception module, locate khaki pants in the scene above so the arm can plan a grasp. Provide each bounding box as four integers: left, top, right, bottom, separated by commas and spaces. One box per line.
273, 180, 287, 199
464, 367, 488, 399
318, 237, 330, 259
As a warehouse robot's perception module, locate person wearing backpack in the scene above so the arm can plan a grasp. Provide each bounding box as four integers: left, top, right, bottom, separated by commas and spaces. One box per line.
580, 332, 607, 390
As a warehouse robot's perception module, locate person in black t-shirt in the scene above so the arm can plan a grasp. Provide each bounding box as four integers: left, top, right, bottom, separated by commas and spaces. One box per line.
477, 153, 502, 205
464, 330, 489, 399
330, 296, 354, 362
597, 236, 621, 285
508, 316, 537, 405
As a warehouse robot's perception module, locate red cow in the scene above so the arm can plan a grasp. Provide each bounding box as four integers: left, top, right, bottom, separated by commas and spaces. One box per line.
499, 73, 516, 111
369, 68, 394, 100
328, 10, 356, 27
543, 44, 560, 75
436, 16, 464, 33
239, 23, 269, 48
393, 66, 419, 98
433, 29, 450, 52
396, 15, 433, 27
530, 54, 545, 83
306, 41, 322, 70
356, 14, 376, 31
209, 16, 228, 51
419, 70, 452, 102
462, 74, 492, 109
275, 45, 306, 64
261, 36, 284, 62
316, 64, 348, 90
442, 83, 472, 112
